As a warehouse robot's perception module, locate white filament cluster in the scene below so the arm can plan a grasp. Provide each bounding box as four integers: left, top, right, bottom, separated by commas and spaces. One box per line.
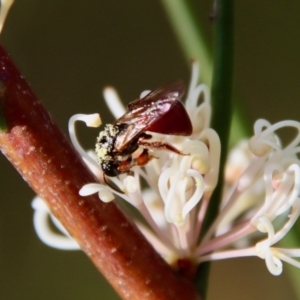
32, 62, 300, 276
197, 120, 300, 275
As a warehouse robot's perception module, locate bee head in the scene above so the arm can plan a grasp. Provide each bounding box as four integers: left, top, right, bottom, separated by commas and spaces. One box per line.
101, 160, 121, 177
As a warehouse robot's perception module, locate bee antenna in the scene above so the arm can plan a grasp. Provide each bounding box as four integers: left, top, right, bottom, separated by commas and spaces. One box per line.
103, 173, 124, 194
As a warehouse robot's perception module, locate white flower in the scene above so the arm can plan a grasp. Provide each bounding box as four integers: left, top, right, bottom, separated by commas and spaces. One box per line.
197, 120, 300, 275
72, 61, 221, 263
32, 61, 300, 277
33, 62, 220, 263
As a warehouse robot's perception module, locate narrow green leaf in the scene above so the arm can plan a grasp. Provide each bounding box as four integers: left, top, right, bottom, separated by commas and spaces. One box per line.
160, 0, 212, 86
196, 1, 234, 298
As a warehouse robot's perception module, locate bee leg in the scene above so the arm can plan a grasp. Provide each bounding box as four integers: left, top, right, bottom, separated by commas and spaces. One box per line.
117, 158, 134, 173
103, 173, 125, 194
138, 139, 189, 156
135, 149, 158, 166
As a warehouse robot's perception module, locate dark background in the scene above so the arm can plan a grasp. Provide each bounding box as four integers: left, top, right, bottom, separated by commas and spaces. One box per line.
0, 1, 299, 299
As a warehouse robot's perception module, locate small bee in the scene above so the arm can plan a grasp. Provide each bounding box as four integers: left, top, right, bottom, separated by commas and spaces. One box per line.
96, 80, 193, 184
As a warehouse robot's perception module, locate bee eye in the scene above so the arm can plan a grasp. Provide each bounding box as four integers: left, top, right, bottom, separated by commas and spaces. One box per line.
101, 161, 121, 177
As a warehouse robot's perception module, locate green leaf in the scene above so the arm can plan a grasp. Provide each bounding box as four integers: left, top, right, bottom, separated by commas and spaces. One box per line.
161, 0, 212, 86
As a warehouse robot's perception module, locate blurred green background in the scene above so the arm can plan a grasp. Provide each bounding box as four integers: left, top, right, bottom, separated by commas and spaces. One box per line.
0, 1, 299, 299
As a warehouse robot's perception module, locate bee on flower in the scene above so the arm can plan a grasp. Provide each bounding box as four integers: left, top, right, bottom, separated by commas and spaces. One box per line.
32, 61, 300, 276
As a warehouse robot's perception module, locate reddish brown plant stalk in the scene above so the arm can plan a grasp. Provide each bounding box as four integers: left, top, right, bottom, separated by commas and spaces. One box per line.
0, 44, 200, 300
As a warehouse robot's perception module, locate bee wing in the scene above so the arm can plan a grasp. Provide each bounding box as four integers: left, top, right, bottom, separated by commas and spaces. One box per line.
116, 80, 185, 126
114, 80, 190, 151
127, 79, 185, 112
113, 99, 175, 151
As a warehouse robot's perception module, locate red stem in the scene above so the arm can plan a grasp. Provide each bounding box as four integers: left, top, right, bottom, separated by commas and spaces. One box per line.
0, 44, 200, 300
